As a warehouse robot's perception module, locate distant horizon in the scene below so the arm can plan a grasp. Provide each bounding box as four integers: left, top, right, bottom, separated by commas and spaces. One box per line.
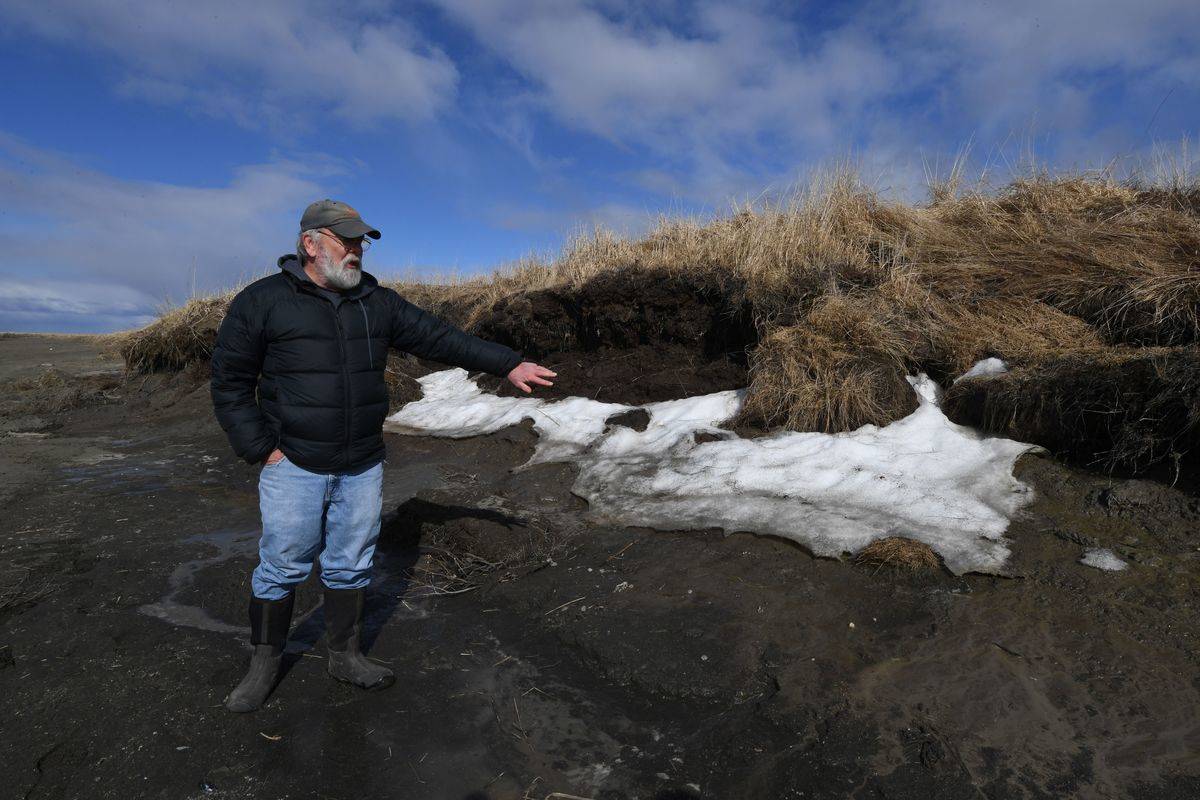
2, 0, 1197, 333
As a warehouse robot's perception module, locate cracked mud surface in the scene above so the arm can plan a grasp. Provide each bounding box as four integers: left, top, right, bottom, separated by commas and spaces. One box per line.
2, 335, 1199, 799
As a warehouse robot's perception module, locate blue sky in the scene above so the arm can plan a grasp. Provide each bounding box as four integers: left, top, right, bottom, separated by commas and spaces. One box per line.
1, 0, 1198, 332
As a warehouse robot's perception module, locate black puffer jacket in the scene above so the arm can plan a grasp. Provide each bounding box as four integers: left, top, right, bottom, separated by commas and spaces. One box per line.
211, 255, 522, 473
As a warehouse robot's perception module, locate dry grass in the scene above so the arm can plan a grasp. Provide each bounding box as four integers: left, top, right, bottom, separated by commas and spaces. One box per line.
116, 294, 231, 373
854, 537, 943, 573
118, 164, 1200, 471
735, 295, 919, 431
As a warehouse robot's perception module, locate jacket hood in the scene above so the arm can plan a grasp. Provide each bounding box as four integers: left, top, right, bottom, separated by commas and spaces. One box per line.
277, 254, 378, 299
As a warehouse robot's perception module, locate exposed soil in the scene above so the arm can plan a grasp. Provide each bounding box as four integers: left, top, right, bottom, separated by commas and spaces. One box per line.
3, 334, 1200, 799
382, 269, 756, 412
945, 350, 1200, 493
470, 268, 756, 404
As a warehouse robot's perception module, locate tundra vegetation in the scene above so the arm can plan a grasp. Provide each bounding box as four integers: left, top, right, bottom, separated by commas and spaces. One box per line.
114, 165, 1200, 481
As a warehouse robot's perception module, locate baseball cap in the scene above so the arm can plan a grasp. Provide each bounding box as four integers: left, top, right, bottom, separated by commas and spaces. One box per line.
300, 199, 381, 240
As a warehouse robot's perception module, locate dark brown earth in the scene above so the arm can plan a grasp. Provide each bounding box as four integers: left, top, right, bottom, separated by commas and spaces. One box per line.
944, 350, 1200, 493
2, 334, 1200, 799
470, 268, 756, 405
383, 268, 757, 413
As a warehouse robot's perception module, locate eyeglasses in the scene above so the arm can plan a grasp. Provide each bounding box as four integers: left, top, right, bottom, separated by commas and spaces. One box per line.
315, 228, 372, 252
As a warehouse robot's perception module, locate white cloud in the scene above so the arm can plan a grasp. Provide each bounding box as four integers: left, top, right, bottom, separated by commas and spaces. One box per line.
0, 0, 459, 127
0, 283, 153, 318
430, 0, 901, 203
0, 134, 330, 330
437, 0, 889, 147
435, 0, 1200, 204
0, 282, 158, 333
897, 0, 1200, 132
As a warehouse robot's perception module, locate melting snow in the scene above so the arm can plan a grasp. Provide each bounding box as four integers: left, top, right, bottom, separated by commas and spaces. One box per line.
1080, 547, 1128, 571
954, 357, 1009, 383
386, 366, 1042, 575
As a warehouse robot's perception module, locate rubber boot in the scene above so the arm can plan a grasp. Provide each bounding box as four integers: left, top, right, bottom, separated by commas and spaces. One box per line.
224, 593, 295, 713
323, 587, 395, 690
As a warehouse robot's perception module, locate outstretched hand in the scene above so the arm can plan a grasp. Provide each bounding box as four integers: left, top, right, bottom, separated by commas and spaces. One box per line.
507, 362, 557, 394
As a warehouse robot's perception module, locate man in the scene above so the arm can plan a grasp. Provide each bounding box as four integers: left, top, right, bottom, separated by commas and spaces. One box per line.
211, 199, 556, 713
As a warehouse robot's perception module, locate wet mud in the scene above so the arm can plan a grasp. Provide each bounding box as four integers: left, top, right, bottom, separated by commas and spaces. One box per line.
2, 335, 1200, 799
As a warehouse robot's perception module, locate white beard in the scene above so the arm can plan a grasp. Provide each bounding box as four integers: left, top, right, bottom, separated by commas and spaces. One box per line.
316, 251, 362, 290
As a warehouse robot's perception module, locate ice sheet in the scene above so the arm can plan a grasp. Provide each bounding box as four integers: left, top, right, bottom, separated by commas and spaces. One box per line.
386, 366, 1042, 575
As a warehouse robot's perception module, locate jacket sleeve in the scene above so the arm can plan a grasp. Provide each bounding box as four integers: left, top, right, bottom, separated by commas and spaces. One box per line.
387, 292, 522, 377
210, 291, 276, 464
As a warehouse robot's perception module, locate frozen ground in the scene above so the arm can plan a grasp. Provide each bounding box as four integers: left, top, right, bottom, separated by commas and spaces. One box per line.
387, 366, 1040, 574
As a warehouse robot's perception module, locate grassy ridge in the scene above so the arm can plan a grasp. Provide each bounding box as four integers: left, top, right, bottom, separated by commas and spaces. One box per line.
114, 168, 1200, 473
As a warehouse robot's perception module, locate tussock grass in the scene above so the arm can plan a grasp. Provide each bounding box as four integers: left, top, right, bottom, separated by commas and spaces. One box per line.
854, 537, 943, 573
119, 164, 1200, 474
736, 296, 918, 432
116, 295, 231, 373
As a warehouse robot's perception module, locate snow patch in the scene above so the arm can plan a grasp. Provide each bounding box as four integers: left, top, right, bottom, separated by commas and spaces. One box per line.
954, 357, 1009, 383
386, 365, 1042, 575
383, 368, 627, 464
1080, 547, 1128, 571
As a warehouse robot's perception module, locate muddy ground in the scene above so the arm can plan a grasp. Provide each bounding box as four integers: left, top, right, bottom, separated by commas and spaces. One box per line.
2, 334, 1199, 800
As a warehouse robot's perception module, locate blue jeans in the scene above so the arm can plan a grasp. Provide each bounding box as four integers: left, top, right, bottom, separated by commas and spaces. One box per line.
251, 455, 384, 601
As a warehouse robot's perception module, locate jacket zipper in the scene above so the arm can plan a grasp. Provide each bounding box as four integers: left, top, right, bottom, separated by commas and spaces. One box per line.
330, 304, 352, 466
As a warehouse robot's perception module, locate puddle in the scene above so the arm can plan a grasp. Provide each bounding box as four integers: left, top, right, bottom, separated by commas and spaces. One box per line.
139, 530, 257, 636
60, 440, 235, 494
139, 462, 447, 637
60, 454, 171, 495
